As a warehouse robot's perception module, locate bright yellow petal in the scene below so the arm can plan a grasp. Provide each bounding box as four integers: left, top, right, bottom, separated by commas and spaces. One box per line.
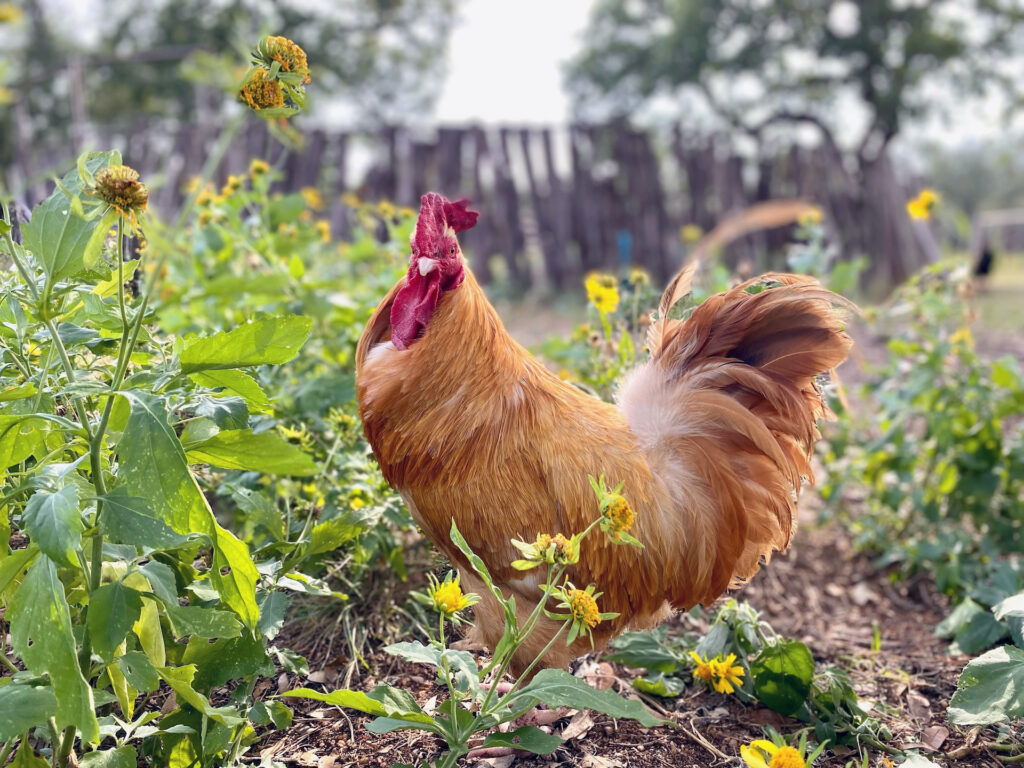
751, 740, 779, 755
740, 745, 770, 768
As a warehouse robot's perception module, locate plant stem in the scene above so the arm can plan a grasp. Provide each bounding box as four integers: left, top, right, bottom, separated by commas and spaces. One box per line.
54, 725, 76, 768
492, 622, 568, 711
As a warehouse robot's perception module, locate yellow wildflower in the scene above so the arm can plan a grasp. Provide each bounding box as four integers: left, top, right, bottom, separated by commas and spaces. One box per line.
680, 224, 703, 243
907, 188, 940, 220
238, 67, 284, 111
628, 267, 650, 287
711, 652, 745, 694
950, 326, 974, 350
198, 210, 213, 227
263, 35, 311, 84
399, 206, 416, 218
249, 158, 270, 176
195, 188, 215, 207
377, 200, 397, 219
89, 165, 149, 217
301, 187, 324, 210
428, 573, 478, 617
689, 651, 715, 683
568, 589, 601, 629
0, 3, 23, 23
585, 273, 619, 315
601, 493, 635, 539
798, 206, 824, 227
315, 220, 330, 242
740, 740, 805, 768
551, 533, 578, 564
221, 174, 244, 196
341, 192, 361, 208
0, 87, 13, 105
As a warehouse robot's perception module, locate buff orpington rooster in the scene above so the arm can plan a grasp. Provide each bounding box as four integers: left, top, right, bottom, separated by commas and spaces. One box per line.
356, 193, 853, 673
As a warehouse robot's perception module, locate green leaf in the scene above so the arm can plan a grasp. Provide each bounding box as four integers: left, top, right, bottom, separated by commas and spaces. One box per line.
99, 492, 190, 549
751, 641, 815, 716
190, 370, 272, 414
88, 582, 144, 662
10, 740, 49, 768
185, 429, 318, 475
230, 486, 285, 541
953, 611, 1009, 655
480, 726, 563, 755
178, 315, 312, 374
249, 701, 292, 730
632, 673, 685, 698
117, 651, 159, 693
384, 641, 442, 666
511, 669, 662, 726
0, 683, 58, 741
9, 557, 100, 743
607, 629, 679, 674
0, 545, 38, 596
115, 392, 260, 629
181, 634, 272, 690
163, 604, 242, 640
948, 645, 1024, 725
21, 152, 117, 289
21, 485, 83, 568
281, 686, 435, 728
308, 517, 362, 554
157, 666, 245, 726
79, 746, 138, 768
0, 416, 49, 482
82, 209, 119, 273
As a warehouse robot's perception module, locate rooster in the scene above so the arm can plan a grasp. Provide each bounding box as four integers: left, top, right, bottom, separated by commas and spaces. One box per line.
356, 193, 852, 673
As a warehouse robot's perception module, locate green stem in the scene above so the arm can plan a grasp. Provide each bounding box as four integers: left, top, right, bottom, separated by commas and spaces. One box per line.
55, 725, 76, 768
0, 651, 17, 674
2, 230, 40, 304
436, 613, 465, 748
491, 622, 568, 712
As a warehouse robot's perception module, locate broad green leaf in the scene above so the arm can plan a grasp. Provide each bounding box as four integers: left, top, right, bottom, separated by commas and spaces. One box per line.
480, 726, 562, 755
308, 517, 362, 554
21, 152, 117, 289
0, 683, 57, 740
0, 415, 48, 481
0, 545, 38, 596
11, 740, 49, 768
115, 392, 259, 628
157, 666, 245, 726
384, 641, 441, 666
607, 629, 679, 674
79, 746, 138, 768
231, 485, 285, 541
948, 645, 1024, 725
178, 315, 312, 373
87, 582, 144, 662
257, 590, 287, 640
181, 634, 272, 690
100, 492, 189, 549
751, 641, 815, 716
163, 604, 242, 640
936, 598, 984, 638
994, 592, 1024, 648
953, 611, 1009, 655
249, 701, 292, 730
511, 669, 662, 726
185, 429, 318, 475
9, 557, 99, 743
194, 395, 248, 430
117, 651, 159, 693
282, 686, 435, 728
632, 672, 685, 697
21, 485, 83, 568
189, 370, 272, 414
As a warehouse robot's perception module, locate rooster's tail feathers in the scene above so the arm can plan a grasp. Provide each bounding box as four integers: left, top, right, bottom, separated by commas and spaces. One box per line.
621, 273, 853, 607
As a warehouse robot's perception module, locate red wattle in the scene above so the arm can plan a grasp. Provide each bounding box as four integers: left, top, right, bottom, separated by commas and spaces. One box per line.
390, 272, 441, 350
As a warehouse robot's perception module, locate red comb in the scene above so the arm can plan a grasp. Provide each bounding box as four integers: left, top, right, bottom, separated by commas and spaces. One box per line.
412, 193, 478, 255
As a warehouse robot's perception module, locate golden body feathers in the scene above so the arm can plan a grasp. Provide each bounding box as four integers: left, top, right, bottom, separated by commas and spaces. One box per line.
357, 257, 852, 671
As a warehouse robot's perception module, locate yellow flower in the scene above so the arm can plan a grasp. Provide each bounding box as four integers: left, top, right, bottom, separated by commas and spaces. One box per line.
907, 188, 940, 220
798, 206, 824, 227
262, 35, 311, 84
601, 493, 635, 539
711, 652, 745, 694
301, 187, 324, 211
398, 206, 416, 218
585, 273, 619, 315
551, 533, 578, 564
0, 3, 23, 23
315, 220, 330, 242
950, 326, 974, 350
568, 589, 601, 629
249, 158, 270, 176
198, 210, 213, 227
680, 224, 703, 243
238, 67, 284, 111
220, 175, 245, 197
341, 192, 361, 208
377, 200, 397, 219
185, 175, 203, 194
430, 575, 471, 616
89, 165, 149, 217
689, 651, 715, 683
0, 86, 13, 105
195, 188, 215, 207
740, 741, 805, 768
628, 267, 650, 287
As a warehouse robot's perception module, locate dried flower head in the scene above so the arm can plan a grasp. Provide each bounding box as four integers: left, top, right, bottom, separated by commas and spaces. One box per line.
89, 165, 149, 217
262, 35, 311, 84
239, 67, 284, 111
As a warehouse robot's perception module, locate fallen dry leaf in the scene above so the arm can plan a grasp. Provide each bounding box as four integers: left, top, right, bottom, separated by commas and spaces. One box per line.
579, 755, 624, 768
907, 691, 931, 721
922, 725, 949, 750
561, 711, 595, 741
317, 756, 336, 768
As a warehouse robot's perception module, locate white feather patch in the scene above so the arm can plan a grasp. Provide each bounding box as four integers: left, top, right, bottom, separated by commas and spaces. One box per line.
418, 257, 439, 276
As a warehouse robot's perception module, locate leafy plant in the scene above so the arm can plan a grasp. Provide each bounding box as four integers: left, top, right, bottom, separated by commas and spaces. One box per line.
283, 486, 663, 767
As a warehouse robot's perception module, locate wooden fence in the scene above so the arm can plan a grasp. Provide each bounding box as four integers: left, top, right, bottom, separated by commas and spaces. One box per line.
6, 120, 943, 290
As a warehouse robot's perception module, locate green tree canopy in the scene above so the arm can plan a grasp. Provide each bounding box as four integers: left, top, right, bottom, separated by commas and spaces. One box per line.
568, 0, 1024, 154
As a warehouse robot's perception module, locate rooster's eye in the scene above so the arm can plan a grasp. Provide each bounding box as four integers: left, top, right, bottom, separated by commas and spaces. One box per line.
450, 247, 456, 255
